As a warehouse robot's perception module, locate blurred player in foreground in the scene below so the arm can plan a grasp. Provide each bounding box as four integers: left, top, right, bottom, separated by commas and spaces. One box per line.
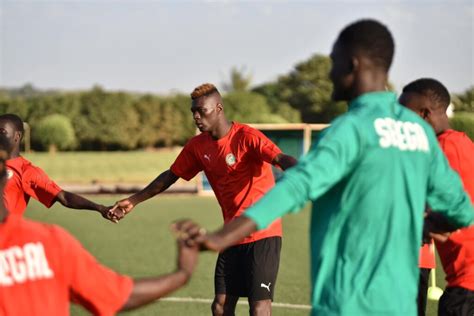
0, 137, 199, 315
173, 19, 474, 316
0, 113, 116, 222
400, 78, 474, 316
110, 83, 297, 316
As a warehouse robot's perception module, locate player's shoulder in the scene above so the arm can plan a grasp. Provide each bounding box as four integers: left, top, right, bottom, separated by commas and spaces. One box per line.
16, 216, 66, 240
440, 129, 472, 142
6, 156, 31, 172
187, 132, 210, 147
439, 129, 474, 149
232, 122, 267, 140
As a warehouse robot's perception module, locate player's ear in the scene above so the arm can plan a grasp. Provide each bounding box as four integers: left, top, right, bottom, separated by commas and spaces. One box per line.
13, 131, 22, 144
350, 56, 359, 73
216, 103, 223, 113
421, 108, 431, 120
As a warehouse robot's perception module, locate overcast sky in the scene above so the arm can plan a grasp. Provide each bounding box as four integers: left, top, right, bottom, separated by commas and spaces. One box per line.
0, 0, 472, 94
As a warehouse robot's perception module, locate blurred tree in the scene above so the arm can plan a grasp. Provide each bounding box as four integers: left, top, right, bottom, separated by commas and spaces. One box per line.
252, 82, 301, 123
74, 86, 140, 150
223, 91, 288, 123
254, 54, 346, 123
452, 87, 474, 112
450, 112, 474, 140
0, 97, 29, 119
223, 66, 252, 92
133, 95, 163, 148
33, 114, 76, 152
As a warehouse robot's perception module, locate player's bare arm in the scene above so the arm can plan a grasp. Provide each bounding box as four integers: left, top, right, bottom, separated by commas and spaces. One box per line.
55, 191, 114, 222
272, 153, 297, 171
109, 169, 179, 220
120, 240, 198, 311
172, 217, 257, 252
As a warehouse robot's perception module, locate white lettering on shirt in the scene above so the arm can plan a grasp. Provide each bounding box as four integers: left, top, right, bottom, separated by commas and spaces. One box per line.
374, 118, 429, 152
0, 242, 54, 286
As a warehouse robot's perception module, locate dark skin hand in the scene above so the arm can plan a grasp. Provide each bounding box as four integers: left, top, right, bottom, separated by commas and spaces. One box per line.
273, 153, 297, 171
120, 239, 199, 311
171, 217, 258, 252
423, 210, 458, 243
108, 169, 179, 221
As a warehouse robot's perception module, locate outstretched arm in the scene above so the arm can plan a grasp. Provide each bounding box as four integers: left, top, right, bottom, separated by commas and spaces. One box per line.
272, 153, 297, 171
55, 190, 112, 221
120, 240, 199, 311
127, 169, 179, 207
110, 169, 179, 220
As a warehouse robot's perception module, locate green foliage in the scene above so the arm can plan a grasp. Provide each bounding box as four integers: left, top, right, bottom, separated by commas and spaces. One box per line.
223, 91, 290, 123
452, 86, 474, 112
74, 87, 141, 150
223, 66, 253, 92
254, 54, 346, 123
450, 112, 474, 140
33, 114, 76, 151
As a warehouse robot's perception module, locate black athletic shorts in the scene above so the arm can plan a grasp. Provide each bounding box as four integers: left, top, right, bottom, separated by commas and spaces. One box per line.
214, 236, 281, 301
438, 287, 474, 316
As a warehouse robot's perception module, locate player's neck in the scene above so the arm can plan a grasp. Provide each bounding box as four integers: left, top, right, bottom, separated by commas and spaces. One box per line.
351, 72, 388, 100
10, 148, 20, 158
210, 120, 232, 140
434, 117, 451, 135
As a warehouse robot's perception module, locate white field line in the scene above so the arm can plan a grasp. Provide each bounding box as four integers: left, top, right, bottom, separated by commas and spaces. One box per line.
161, 297, 311, 310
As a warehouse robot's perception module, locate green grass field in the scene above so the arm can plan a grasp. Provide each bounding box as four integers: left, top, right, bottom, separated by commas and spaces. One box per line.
25, 195, 445, 316
23, 150, 182, 184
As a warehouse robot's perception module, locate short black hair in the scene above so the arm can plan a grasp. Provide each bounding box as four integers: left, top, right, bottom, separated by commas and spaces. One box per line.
402, 78, 451, 110
337, 19, 395, 71
0, 113, 25, 134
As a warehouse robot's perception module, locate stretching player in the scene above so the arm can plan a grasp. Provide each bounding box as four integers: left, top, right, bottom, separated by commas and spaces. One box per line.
110, 83, 297, 316
0, 114, 114, 221
0, 138, 199, 315
400, 78, 474, 316
174, 20, 474, 316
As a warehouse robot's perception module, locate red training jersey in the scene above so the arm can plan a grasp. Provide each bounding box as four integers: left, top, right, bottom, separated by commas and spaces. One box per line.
0, 214, 133, 316
171, 122, 283, 245
4, 156, 62, 216
435, 129, 474, 290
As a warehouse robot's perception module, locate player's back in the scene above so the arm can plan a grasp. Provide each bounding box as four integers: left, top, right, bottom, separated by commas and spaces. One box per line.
435, 129, 474, 290
0, 214, 132, 316
310, 92, 449, 315
438, 129, 474, 202
0, 214, 71, 315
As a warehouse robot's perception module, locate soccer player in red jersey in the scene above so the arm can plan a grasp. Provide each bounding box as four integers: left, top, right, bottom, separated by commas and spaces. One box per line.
110, 83, 297, 316
400, 78, 474, 316
0, 138, 199, 315
0, 114, 114, 220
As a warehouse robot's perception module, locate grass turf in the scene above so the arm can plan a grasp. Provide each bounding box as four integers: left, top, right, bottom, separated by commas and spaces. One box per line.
23, 150, 182, 184
25, 195, 444, 315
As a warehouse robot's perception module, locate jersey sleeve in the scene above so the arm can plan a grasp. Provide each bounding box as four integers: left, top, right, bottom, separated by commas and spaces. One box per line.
170, 140, 202, 181
245, 116, 362, 229
55, 227, 133, 315
244, 129, 282, 164
22, 165, 62, 208
426, 135, 474, 228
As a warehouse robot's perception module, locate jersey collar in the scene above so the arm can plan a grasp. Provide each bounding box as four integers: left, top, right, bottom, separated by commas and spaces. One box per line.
348, 91, 397, 111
